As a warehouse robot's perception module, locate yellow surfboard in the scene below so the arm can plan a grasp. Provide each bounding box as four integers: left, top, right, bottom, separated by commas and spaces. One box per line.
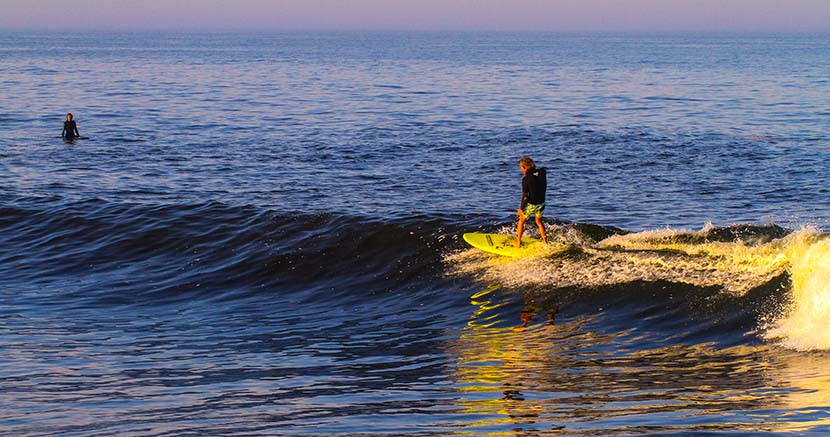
462, 233, 541, 257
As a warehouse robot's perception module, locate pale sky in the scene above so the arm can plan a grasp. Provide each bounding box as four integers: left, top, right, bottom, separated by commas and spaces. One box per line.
3, 0, 830, 32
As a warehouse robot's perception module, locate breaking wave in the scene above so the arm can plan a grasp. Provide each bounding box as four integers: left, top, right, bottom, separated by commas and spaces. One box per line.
446, 222, 830, 351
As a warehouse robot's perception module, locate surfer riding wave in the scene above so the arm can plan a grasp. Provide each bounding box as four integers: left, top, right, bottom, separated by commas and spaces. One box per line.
516, 156, 547, 247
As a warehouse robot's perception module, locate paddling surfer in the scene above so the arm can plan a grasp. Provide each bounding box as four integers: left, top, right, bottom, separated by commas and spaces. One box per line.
516, 156, 547, 247
62, 113, 80, 141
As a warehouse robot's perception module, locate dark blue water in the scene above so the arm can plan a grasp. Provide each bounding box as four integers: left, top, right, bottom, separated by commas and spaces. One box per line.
2, 32, 830, 436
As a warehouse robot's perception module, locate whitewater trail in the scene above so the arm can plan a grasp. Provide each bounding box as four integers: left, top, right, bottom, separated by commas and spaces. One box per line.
446, 223, 830, 351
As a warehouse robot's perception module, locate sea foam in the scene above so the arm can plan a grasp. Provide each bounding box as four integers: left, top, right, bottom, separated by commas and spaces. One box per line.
447, 224, 830, 351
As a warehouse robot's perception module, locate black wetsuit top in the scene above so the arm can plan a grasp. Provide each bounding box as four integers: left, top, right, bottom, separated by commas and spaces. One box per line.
520, 167, 547, 209
63, 120, 79, 139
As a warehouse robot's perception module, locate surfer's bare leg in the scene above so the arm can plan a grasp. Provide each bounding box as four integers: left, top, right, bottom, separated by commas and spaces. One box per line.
535, 215, 547, 244
516, 211, 527, 247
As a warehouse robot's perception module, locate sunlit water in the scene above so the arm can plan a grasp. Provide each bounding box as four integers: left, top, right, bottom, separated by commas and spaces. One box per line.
2, 32, 830, 436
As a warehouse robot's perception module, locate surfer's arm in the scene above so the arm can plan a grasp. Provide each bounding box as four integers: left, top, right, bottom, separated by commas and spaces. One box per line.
61, 126, 66, 138
519, 176, 530, 213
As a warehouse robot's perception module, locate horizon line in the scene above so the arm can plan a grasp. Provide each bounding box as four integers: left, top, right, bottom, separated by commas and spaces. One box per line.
4, 27, 830, 35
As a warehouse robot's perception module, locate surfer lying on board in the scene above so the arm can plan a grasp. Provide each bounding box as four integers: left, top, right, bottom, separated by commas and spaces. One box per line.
516, 156, 547, 247
62, 113, 80, 141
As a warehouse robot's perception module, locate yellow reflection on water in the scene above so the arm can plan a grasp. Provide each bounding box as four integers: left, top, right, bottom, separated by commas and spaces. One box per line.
448, 286, 576, 436
757, 348, 830, 433
446, 286, 830, 435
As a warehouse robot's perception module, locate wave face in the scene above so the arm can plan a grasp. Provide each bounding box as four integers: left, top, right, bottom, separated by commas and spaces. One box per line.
3, 32, 830, 435
2, 197, 829, 435
0, 199, 452, 306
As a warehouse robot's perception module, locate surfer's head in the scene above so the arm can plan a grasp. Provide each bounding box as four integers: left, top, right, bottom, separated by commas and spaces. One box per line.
66, 113, 73, 121
519, 156, 535, 173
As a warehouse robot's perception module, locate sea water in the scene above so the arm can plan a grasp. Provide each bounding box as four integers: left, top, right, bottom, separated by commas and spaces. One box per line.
1, 32, 830, 435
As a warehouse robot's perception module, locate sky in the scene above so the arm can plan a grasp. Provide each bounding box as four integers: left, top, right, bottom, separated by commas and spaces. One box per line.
3, 0, 830, 32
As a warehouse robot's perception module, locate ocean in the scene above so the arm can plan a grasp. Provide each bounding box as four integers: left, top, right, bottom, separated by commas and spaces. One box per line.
1, 31, 830, 436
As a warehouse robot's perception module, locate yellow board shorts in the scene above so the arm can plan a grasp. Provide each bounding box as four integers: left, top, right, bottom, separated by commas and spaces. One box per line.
523, 203, 545, 218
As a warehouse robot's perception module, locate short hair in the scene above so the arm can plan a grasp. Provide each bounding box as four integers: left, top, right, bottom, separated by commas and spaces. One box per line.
67, 113, 73, 118
519, 156, 536, 169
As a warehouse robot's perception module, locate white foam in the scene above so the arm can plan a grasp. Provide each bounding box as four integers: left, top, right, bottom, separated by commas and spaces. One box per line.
447, 225, 830, 351
764, 231, 830, 351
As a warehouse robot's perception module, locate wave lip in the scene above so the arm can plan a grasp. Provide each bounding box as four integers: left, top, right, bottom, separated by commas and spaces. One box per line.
448, 222, 790, 294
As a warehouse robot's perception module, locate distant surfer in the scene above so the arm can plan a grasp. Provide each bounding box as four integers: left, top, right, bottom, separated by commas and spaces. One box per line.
516, 156, 547, 247
62, 113, 80, 141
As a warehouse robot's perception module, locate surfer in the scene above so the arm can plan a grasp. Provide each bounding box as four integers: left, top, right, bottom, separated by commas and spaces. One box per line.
516, 156, 547, 247
62, 113, 80, 141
